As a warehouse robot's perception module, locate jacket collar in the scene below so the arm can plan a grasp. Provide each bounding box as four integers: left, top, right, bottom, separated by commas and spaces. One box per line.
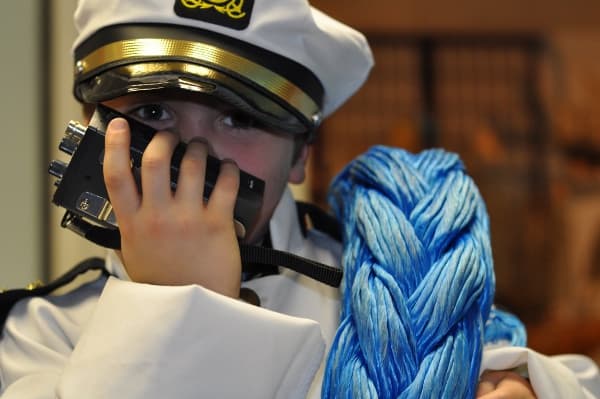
269, 187, 305, 255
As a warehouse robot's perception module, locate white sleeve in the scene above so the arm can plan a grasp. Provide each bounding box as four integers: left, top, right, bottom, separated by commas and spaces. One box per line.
0, 276, 325, 399
481, 346, 600, 398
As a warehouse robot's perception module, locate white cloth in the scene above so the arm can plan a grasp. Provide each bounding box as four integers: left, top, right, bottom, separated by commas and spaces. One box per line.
1, 188, 598, 398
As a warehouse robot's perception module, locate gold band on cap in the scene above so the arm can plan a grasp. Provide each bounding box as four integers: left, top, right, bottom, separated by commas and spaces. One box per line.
75, 38, 320, 121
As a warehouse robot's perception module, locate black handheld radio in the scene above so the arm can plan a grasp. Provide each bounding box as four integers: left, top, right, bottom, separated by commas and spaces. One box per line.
49, 104, 265, 247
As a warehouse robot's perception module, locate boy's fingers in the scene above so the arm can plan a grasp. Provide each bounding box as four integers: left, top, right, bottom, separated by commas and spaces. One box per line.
175, 138, 208, 205
103, 118, 139, 215
140, 131, 179, 208
479, 370, 507, 386
475, 380, 495, 397
476, 370, 534, 398
207, 159, 240, 217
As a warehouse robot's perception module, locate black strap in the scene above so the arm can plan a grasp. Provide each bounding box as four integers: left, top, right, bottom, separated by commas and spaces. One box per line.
295, 201, 342, 242
61, 212, 121, 249
0, 257, 108, 330
240, 245, 341, 287
60, 202, 343, 287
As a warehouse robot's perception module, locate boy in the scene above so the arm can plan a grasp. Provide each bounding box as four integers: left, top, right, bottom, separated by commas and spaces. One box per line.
0, 0, 598, 397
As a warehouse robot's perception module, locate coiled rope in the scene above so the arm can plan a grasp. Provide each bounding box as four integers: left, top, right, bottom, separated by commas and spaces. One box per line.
322, 146, 526, 398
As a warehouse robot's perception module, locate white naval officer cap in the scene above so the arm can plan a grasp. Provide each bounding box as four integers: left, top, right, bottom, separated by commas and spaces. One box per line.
72, 0, 374, 138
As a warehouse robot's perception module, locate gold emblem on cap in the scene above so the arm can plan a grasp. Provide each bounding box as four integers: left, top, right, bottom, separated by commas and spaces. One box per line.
180, 0, 246, 19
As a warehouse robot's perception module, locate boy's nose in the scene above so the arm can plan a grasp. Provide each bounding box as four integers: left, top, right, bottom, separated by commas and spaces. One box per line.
177, 116, 213, 143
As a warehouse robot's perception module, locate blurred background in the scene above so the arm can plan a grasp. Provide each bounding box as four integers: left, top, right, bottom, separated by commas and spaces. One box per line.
1, 0, 599, 361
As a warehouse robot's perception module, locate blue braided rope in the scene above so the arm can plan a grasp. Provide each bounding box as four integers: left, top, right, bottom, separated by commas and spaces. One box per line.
322, 146, 526, 398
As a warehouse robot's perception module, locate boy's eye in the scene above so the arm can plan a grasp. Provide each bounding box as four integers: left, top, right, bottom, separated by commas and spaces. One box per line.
130, 104, 171, 121
222, 112, 258, 130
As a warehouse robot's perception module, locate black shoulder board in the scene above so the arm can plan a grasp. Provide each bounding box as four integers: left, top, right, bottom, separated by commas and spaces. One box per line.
0, 257, 108, 331
296, 201, 341, 242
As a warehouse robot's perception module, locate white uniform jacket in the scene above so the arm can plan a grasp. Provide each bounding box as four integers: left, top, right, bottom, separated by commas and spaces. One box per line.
1, 189, 599, 398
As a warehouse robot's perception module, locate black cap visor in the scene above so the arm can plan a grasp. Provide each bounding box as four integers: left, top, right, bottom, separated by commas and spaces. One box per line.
76, 61, 311, 134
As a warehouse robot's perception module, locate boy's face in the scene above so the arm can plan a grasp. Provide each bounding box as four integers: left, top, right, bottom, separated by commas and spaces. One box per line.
101, 89, 309, 244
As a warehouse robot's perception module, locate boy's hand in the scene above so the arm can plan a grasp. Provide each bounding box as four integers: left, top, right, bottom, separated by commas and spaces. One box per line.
476, 370, 536, 398
102, 117, 242, 298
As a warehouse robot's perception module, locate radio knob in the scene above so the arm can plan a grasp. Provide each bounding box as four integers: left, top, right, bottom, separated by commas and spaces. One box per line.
48, 159, 68, 179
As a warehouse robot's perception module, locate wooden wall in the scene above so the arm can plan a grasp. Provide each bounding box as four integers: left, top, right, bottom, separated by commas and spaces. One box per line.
307, 1, 600, 361
311, 0, 600, 32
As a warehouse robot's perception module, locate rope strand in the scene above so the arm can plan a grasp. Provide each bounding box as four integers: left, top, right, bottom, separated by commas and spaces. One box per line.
322, 146, 526, 398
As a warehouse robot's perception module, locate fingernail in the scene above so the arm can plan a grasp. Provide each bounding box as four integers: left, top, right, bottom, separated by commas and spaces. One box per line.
221, 158, 238, 167
108, 117, 128, 131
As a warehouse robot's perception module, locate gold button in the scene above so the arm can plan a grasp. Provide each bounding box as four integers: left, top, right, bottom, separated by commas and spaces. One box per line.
26, 280, 43, 290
